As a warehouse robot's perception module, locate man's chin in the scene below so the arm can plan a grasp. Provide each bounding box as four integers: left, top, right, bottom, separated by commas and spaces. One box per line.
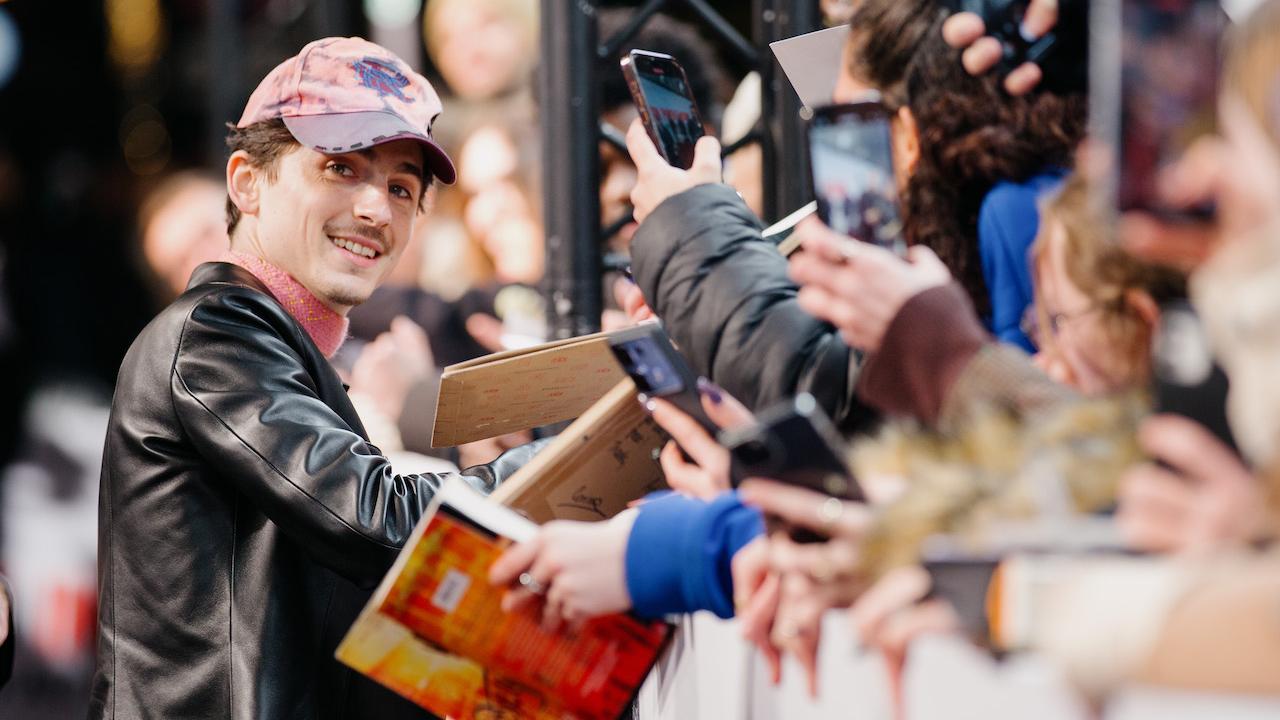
317, 282, 376, 312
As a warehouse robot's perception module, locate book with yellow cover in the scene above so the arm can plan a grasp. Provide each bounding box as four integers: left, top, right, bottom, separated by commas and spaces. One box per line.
431, 330, 627, 448
336, 477, 672, 720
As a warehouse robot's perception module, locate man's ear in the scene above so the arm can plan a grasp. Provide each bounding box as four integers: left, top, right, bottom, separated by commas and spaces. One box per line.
227, 150, 261, 219
892, 106, 921, 181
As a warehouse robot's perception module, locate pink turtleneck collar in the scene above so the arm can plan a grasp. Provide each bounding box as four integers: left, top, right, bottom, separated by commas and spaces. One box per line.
220, 251, 349, 358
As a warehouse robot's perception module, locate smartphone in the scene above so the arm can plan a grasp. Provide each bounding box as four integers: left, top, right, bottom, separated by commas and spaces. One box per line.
719, 394, 863, 501
1151, 299, 1239, 454
805, 99, 907, 255
607, 323, 718, 437
941, 0, 1088, 94
1092, 0, 1227, 222
620, 50, 706, 170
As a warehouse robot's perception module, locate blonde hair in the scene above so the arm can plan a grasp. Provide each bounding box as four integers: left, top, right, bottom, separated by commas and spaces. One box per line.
1033, 174, 1185, 384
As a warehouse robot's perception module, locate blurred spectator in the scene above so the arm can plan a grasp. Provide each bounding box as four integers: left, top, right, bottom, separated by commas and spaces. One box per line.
596, 9, 730, 254
1031, 174, 1186, 394
134, 172, 227, 304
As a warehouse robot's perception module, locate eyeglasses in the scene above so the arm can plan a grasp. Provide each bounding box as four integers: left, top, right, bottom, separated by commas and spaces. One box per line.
1021, 303, 1104, 340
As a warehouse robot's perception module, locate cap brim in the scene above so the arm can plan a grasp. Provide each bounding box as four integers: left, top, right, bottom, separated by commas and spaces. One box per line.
283, 112, 457, 185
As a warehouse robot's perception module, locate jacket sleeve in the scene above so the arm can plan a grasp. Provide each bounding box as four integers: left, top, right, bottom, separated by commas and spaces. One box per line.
170, 290, 545, 588
858, 282, 1077, 430
631, 184, 875, 432
624, 491, 764, 619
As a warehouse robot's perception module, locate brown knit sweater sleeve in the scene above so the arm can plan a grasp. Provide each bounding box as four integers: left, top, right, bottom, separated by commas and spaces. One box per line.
856, 283, 989, 425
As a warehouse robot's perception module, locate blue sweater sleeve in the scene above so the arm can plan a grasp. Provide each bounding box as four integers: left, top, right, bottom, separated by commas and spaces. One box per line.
977, 171, 1066, 353
624, 491, 764, 620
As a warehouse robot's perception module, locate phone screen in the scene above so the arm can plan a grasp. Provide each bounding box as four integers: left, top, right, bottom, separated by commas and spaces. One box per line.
1097, 0, 1226, 219
628, 52, 704, 169
807, 102, 906, 254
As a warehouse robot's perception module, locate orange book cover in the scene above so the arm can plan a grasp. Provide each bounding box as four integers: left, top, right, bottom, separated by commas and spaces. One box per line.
336, 478, 672, 720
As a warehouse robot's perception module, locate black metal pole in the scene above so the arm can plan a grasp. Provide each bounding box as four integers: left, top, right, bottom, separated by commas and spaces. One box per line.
539, 0, 603, 340
754, 0, 819, 223
208, 0, 242, 164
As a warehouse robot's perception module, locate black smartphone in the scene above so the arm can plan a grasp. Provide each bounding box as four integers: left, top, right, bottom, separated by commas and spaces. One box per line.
607, 323, 718, 437
620, 50, 706, 170
1092, 0, 1227, 222
805, 99, 906, 255
922, 557, 1001, 649
719, 394, 863, 501
942, 0, 1088, 94
1151, 299, 1239, 454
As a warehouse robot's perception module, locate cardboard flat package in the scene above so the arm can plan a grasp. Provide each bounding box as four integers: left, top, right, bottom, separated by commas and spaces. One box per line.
431, 331, 627, 448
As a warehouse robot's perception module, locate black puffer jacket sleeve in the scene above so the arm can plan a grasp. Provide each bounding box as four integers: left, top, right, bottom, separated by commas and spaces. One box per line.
631, 183, 877, 434
171, 288, 546, 588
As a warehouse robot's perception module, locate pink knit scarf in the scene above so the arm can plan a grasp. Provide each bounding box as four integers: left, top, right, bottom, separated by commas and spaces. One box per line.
220, 251, 349, 358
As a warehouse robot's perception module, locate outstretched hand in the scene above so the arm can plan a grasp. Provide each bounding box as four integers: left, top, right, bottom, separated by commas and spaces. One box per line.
488, 511, 638, 632
626, 118, 723, 224
647, 382, 754, 499
789, 218, 950, 352
942, 0, 1059, 96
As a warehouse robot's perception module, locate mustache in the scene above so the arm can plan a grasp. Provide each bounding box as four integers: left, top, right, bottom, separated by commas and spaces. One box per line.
324, 223, 387, 248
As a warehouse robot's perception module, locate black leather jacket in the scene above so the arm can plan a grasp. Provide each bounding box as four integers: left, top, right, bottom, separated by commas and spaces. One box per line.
89, 263, 542, 720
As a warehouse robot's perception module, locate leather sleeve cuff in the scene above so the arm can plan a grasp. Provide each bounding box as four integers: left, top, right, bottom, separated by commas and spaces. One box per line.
857, 283, 990, 425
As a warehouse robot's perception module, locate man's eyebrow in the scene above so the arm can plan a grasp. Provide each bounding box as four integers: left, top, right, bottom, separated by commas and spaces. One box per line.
355, 147, 423, 180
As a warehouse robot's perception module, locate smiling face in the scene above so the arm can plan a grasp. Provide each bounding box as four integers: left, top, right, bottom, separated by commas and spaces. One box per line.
228, 139, 426, 313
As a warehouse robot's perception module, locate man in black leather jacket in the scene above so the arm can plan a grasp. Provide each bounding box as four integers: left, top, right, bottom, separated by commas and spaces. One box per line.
89, 38, 541, 719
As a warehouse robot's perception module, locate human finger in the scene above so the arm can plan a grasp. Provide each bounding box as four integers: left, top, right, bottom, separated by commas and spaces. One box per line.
649, 398, 726, 469
625, 118, 666, 172
1003, 62, 1044, 97
1022, 0, 1059, 39
691, 135, 724, 181
875, 599, 960, 657
740, 479, 870, 538
699, 380, 754, 431
659, 440, 717, 498
1118, 212, 1215, 272
961, 37, 1004, 76
1139, 414, 1242, 482
489, 535, 542, 587
849, 565, 932, 642
942, 11, 986, 48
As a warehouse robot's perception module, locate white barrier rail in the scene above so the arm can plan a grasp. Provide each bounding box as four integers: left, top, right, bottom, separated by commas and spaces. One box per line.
635, 613, 1280, 719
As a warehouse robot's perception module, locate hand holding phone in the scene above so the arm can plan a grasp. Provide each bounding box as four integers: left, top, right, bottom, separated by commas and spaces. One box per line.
620, 50, 706, 170
806, 98, 907, 256
607, 323, 718, 436
719, 394, 863, 501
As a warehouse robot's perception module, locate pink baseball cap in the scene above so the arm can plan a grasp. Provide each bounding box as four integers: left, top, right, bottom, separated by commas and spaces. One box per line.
238, 37, 456, 185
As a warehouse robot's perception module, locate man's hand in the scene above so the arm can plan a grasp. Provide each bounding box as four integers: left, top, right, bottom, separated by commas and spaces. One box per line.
648, 383, 754, 499
942, 0, 1059, 95
350, 316, 435, 422
788, 218, 950, 352
1117, 415, 1269, 553
489, 511, 637, 632
625, 118, 722, 224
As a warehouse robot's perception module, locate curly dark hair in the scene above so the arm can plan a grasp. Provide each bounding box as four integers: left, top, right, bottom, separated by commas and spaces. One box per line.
849, 0, 1087, 317
900, 22, 1087, 316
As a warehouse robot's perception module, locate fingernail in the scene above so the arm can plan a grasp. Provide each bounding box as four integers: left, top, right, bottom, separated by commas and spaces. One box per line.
1018, 21, 1039, 42
696, 377, 723, 404
623, 267, 636, 283
638, 395, 656, 413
